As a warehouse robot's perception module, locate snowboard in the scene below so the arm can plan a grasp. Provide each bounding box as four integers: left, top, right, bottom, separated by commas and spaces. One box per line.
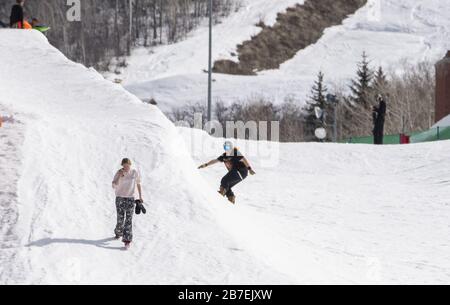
34, 26, 50, 33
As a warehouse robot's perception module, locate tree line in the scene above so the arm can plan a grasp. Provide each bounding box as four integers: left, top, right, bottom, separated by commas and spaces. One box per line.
0, 0, 238, 69
169, 53, 435, 143
306, 53, 435, 142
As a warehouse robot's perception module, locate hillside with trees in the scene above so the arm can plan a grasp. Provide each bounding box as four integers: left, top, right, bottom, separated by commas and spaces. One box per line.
0, 0, 238, 69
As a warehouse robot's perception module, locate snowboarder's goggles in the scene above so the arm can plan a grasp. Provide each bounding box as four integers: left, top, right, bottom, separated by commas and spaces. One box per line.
224, 143, 233, 151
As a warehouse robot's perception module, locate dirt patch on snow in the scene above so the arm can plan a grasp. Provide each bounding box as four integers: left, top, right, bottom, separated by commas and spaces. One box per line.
213, 0, 367, 75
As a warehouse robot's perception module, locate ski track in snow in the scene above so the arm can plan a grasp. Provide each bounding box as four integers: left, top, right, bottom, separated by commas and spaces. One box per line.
117, 0, 450, 112
0, 104, 28, 284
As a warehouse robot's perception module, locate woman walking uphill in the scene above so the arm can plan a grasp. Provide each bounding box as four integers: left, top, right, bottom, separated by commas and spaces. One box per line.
112, 158, 143, 249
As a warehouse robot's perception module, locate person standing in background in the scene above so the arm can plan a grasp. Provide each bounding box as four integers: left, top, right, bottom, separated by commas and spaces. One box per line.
373, 94, 387, 145
10, 0, 25, 29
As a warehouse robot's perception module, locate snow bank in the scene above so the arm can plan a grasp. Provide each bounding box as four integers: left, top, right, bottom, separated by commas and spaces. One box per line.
181, 127, 450, 284
0, 30, 287, 284
1, 29, 450, 284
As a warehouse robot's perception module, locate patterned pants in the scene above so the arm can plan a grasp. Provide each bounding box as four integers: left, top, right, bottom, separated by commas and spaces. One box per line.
114, 197, 135, 242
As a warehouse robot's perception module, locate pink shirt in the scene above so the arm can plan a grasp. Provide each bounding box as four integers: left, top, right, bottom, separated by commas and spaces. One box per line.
112, 169, 141, 198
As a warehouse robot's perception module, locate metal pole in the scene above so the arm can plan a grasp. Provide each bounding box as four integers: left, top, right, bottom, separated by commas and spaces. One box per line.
333, 103, 338, 142
207, 0, 213, 122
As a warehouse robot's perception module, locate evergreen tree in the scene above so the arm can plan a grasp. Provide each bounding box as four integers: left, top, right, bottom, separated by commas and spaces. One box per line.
349, 52, 374, 107
373, 66, 388, 95
310, 71, 327, 110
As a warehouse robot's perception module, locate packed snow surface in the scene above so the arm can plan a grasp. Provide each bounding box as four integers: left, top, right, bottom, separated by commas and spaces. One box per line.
1, 28, 450, 284
0, 30, 288, 284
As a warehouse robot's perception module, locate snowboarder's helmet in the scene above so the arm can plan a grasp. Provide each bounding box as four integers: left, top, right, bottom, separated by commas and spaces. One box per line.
223, 141, 234, 152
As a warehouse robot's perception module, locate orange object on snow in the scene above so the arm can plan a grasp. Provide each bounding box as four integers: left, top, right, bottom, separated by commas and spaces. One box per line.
23, 21, 32, 29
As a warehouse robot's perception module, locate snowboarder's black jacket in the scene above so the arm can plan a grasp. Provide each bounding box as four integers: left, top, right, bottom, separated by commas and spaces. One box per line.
10, 4, 24, 28
218, 148, 248, 173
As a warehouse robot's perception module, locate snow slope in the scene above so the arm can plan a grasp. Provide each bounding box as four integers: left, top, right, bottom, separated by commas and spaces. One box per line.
116, 0, 304, 85
1, 30, 450, 284
0, 30, 289, 284
120, 0, 450, 112
182, 127, 450, 284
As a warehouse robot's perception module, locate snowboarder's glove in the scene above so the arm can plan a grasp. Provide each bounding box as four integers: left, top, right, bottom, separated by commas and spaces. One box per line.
248, 167, 256, 175
198, 164, 208, 169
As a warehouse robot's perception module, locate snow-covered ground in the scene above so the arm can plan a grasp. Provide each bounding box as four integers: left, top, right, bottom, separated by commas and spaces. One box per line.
117, 0, 450, 112
0, 104, 27, 282
0, 30, 288, 284
182, 127, 450, 284
1, 29, 450, 285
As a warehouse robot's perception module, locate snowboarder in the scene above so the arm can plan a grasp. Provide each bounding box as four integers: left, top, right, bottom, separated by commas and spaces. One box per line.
372, 94, 387, 145
10, 0, 25, 29
198, 141, 256, 204
112, 158, 143, 249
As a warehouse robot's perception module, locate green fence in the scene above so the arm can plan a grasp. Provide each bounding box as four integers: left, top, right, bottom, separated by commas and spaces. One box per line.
410, 126, 450, 143
343, 126, 450, 144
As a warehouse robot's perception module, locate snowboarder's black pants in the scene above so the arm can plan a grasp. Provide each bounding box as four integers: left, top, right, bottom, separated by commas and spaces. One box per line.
115, 197, 135, 242
221, 169, 248, 197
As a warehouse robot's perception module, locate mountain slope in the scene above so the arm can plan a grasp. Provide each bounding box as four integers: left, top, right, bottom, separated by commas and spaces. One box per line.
213, 0, 367, 75
121, 0, 450, 111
